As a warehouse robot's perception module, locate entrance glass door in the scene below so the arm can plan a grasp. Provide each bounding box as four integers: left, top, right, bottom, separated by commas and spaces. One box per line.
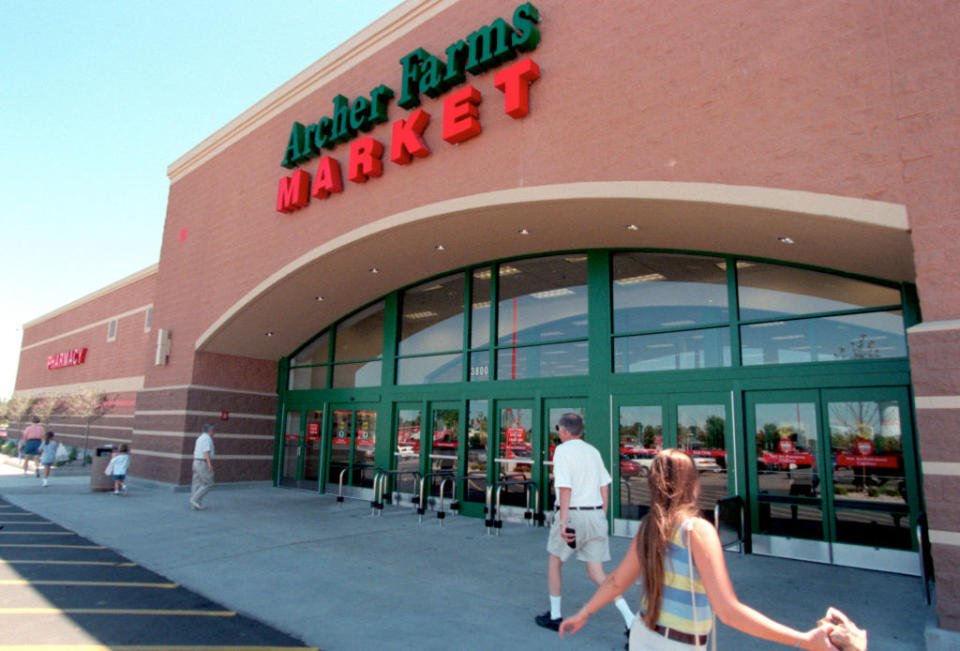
615, 393, 731, 522
394, 405, 421, 496
542, 400, 587, 512
328, 407, 377, 490
492, 399, 586, 515
494, 401, 534, 508
746, 388, 920, 573
279, 407, 323, 490
746, 391, 827, 562
303, 408, 323, 491
279, 409, 302, 488
427, 402, 461, 499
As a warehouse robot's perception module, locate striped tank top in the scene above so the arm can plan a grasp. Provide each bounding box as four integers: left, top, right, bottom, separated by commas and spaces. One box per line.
639, 519, 713, 635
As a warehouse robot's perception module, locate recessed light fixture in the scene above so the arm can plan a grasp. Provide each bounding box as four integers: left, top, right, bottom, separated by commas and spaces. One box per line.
518, 228, 530, 235
265, 331, 274, 337
626, 224, 639, 231
369, 267, 380, 274
777, 236, 795, 245
314, 295, 325, 302
434, 244, 446, 251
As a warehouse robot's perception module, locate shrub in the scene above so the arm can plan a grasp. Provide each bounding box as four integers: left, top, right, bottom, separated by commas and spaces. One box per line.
1, 441, 17, 456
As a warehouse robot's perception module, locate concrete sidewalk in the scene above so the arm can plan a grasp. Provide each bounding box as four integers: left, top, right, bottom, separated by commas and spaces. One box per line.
0, 461, 937, 650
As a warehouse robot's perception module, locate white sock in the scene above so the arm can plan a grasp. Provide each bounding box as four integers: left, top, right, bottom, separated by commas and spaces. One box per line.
550, 595, 562, 619
614, 597, 635, 627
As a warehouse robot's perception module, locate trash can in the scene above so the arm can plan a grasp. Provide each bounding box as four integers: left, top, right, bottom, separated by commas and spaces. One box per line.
90, 446, 115, 492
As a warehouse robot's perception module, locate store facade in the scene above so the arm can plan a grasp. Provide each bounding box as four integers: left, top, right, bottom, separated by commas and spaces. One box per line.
12, 0, 960, 634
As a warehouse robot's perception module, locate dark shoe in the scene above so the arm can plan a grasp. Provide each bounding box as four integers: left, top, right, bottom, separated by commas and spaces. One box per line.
535, 611, 561, 631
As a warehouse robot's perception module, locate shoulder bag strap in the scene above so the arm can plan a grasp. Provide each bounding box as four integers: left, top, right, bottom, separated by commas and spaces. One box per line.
684, 519, 717, 651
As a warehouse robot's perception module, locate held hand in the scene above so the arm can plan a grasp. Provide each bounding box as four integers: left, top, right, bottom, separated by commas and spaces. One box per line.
558, 610, 589, 638
800, 624, 840, 651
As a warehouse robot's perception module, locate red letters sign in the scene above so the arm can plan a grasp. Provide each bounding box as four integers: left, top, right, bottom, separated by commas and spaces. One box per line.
47, 348, 88, 370
276, 57, 542, 214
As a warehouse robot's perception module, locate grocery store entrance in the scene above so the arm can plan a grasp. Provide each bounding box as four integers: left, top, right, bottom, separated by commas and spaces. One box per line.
745, 387, 921, 574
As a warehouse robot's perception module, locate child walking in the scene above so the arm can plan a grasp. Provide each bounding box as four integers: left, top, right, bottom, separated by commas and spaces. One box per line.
104, 444, 130, 495
38, 432, 59, 487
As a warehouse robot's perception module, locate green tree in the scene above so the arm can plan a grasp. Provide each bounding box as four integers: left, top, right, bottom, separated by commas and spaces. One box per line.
63, 389, 112, 465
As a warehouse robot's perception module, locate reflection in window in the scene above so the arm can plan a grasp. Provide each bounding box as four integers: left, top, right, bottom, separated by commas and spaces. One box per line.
288, 364, 328, 390
398, 274, 465, 356
738, 263, 901, 321
497, 341, 589, 380
741, 312, 906, 366
828, 400, 906, 505
467, 401, 489, 503
613, 252, 728, 334
293, 332, 330, 366
396, 354, 462, 385
394, 408, 421, 495
334, 302, 385, 363
618, 405, 663, 520
614, 328, 730, 373
332, 361, 382, 388
677, 404, 727, 513
498, 255, 588, 346
471, 267, 492, 349
753, 402, 822, 540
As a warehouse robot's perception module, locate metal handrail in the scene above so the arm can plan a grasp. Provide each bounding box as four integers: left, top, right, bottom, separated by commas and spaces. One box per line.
490, 479, 540, 536
435, 474, 471, 526
416, 471, 457, 524
335, 463, 374, 507
370, 468, 422, 516
713, 495, 745, 553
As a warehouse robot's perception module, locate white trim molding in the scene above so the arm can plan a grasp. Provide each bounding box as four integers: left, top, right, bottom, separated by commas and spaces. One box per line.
923, 462, 960, 476
907, 319, 960, 334
930, 530, 960, 547
915, 396, 960, 409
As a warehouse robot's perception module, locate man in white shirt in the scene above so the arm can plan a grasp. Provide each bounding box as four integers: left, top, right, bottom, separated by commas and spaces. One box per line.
190, 424, 215, 510
535, 413, 634, 633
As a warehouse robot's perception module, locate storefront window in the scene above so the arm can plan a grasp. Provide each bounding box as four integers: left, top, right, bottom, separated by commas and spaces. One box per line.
741, 311, 906, 366
332, 361, 382, 388
497, 255, 588, 346
396, 353, 462, 385
292, 332, 330, 366
398, 274, 465, 356
614, 328, 731, 373
612, 252, 728, 334
496, 341, 589, 380
738, 263, 901, 321
471, 267, 492, 349
334, 301, 385, 363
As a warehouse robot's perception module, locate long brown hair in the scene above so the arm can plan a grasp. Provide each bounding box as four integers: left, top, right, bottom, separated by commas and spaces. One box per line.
635, 448, 700, 629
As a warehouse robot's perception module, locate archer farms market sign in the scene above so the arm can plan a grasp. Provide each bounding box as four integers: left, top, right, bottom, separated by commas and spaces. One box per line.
276, 2, 542, 213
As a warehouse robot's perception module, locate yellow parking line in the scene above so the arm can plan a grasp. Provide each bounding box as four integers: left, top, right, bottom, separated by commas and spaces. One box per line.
0, 608, 236, 616
0, 580, 178, 588
0, 560, 137, 567
0, 646, 320, 651
0, 544, 105, 549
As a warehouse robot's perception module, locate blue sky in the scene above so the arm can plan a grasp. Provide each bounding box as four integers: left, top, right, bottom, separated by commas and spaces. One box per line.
0, 0, 404, 397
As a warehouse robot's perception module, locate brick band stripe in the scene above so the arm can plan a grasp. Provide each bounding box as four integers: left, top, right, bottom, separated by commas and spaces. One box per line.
907, 319, 960, 334
923, 462, 960, 476
915, 396, 960, 409
930, 530, 960, 547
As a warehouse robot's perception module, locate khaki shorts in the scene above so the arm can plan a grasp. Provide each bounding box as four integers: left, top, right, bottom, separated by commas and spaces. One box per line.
546, 509, 611, 563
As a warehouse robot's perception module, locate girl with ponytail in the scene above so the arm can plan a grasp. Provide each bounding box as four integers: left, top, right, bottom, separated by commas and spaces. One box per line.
559, 449, 839, 650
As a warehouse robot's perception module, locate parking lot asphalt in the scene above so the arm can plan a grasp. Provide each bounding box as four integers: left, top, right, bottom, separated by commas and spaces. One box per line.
0, 458, 939, 650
